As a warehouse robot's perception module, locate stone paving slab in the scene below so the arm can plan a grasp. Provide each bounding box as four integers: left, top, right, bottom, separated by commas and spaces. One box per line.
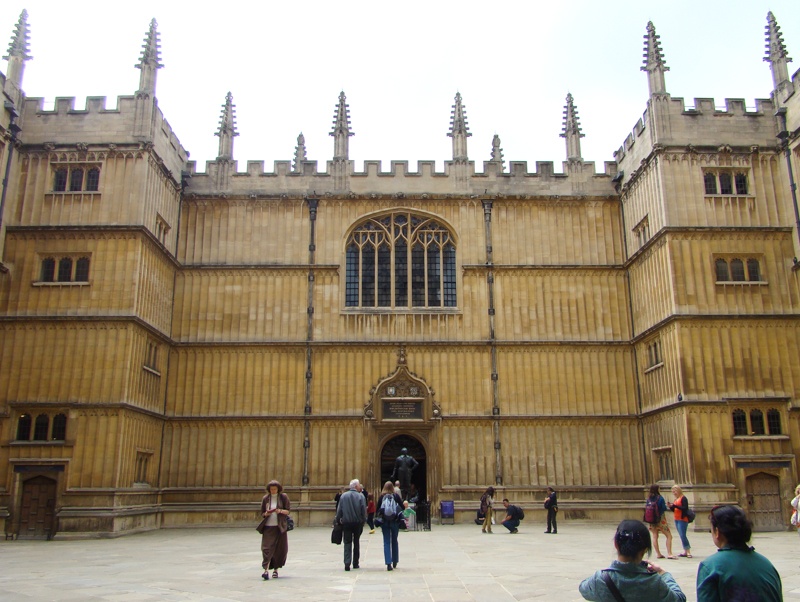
1, 522, 799, 601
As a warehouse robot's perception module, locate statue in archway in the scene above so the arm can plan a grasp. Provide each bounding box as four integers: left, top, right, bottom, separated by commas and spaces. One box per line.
390, 447, 419, 500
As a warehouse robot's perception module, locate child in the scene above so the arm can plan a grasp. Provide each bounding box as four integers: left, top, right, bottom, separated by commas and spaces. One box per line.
367, 493, 376, 534
402, 500, 417, 531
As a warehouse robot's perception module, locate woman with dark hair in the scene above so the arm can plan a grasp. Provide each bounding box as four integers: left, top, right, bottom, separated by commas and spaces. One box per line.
377, 480, 403, 571
259, 480, 291, 580
579, 519, 686, 601
646, 484, 676, 559
696, 505, 782, 602
480, 486, 495, 534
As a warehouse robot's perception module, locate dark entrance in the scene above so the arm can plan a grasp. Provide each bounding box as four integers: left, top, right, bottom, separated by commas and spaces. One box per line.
380, 434, 426, 502
18, 475, 57, 540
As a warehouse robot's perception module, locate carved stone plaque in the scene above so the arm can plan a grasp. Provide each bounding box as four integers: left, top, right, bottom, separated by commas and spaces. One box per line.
382, 398, 423, 421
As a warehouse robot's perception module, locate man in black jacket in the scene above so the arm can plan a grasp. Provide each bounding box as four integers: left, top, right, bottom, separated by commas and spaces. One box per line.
335, 479, 368, 571
500, 498, 523, 533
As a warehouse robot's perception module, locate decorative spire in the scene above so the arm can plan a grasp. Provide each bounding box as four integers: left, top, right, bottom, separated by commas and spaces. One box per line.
560, 93, 585, 161
641, 21, 669, 96
764, 12, 792, 91
293, 133, 308, 173
448, 92, 472, 162
330, 91, 354, 161
3, 10, 32, 88
215, 92, 239, 160
135, 18, 163, 97
490, 135, 504, 167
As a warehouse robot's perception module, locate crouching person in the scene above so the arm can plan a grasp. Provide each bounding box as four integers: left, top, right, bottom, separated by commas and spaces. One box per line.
501, 498, 523, 534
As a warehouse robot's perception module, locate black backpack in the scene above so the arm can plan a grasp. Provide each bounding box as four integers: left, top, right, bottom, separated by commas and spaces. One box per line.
515, 505, 525, 520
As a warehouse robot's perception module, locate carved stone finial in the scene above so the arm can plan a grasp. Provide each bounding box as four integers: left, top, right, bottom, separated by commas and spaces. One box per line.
641, 21, 669, 96
448, 92, 472, 162
397, 346, 407, 365
330, 91, 354, 161
293, 133, 308, 173
215, 92, 239, 160
3, 10, 32, 88
561, 93, 585, 161
764, 12, 792, 92
490, 134, 504, 167
135, 18, 163, 96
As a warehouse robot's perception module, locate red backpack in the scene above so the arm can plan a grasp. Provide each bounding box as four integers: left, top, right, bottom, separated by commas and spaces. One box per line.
644, 497, 660, 524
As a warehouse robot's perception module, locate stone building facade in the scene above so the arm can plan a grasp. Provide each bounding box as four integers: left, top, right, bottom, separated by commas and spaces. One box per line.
1, 11, 800, 538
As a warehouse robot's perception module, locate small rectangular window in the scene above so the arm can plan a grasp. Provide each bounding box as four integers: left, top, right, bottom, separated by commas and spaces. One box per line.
719, 173, 733, 195
54, 169, 68, 192
69, 168, 84, 192
704, 173, 718, 195
735, 173, 748, 195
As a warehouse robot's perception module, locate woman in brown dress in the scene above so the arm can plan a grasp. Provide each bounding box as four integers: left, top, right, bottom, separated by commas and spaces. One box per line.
260, 480, 291, 580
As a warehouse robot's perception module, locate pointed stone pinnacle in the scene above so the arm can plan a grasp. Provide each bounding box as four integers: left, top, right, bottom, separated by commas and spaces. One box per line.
4, 9, 32, 61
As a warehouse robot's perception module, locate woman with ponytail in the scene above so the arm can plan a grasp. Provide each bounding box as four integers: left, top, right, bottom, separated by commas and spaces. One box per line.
579, 519, 686, 601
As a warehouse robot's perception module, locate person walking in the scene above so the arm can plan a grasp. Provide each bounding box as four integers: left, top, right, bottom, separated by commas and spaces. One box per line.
645, 484, 675, 559
696, 505, 782, 602
544, 486, 558, 534
579, 519, 686, 601
334, 479, 368, 571
259, 480, 291, 580
791, 484, 800, 538
366, 492, 376, 534
668, 485, 692, 558
500, 498, 523, 533
378, 480, 403, 570
480, 486, 495, 533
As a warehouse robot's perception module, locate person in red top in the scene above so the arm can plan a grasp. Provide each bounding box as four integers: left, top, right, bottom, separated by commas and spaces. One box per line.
367, 493, 376, 534
668, 485, 692, 558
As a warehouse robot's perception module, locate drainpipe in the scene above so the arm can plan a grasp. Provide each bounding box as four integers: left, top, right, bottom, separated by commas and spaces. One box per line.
0, 101, 21, 238
775, 108, 800, 249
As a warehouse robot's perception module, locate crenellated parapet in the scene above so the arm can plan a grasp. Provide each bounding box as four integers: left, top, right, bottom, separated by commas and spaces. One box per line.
183, 156, 619, 199
614, 95, 778, 189
17, 94, 188, 185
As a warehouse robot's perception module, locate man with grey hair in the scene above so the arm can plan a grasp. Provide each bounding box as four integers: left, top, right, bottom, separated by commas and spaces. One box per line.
335, 478, 368, 571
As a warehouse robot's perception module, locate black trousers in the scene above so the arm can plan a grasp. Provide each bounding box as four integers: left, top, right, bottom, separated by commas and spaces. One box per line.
546, 508, 557, 533
342, 522, 364, 567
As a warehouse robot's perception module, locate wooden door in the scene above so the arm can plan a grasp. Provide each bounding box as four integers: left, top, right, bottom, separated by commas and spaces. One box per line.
18, 476, 57, 540
745, 472, 783, 531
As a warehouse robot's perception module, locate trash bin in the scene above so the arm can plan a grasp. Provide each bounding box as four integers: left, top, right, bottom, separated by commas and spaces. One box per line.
440, 500, 454, 525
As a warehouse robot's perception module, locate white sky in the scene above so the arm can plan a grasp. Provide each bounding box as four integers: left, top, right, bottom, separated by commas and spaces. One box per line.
2, 1, 799, 173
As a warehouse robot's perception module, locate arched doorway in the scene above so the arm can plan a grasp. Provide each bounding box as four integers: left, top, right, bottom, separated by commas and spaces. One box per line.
18, 475, 57, 540
380, 434, 427, 503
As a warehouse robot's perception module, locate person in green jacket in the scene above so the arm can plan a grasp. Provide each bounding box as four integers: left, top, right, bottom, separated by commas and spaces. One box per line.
697, 505, 782, 602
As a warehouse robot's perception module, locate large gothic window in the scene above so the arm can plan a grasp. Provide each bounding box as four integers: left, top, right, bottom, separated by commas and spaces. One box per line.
345, 212, 457, 309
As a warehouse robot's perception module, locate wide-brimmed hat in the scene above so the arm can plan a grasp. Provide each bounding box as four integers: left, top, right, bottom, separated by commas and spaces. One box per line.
266, 480, 283, 493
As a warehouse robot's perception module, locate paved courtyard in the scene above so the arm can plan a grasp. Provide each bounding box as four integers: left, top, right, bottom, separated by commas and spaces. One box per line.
1, 521, 799, 601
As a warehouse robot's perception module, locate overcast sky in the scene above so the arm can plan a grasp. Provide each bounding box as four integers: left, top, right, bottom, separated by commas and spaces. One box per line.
2, 1, 799, 173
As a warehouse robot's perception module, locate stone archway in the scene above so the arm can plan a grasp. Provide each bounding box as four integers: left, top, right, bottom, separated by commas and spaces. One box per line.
380, 434, 427, 502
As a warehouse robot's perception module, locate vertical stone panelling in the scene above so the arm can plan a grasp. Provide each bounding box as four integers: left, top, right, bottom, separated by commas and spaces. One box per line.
308, 421, 363, 487
166, 347, 306, 416
628, 238, 674, 334
116, 411, 162, 488
441, 422, 495, 486
69, 410, 120, 488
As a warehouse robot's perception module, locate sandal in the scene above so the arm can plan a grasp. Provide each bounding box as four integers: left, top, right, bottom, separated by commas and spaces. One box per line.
272, 569, 279, 578
657, 555, 665, 559
667, 556, 678, 560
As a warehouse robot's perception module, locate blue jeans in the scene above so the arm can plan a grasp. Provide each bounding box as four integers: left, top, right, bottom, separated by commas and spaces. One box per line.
381, 519, 400, 565
675, 519, 690, 551
502, 517, 520, 532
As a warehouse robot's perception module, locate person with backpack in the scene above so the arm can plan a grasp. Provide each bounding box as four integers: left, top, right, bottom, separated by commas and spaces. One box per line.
668, 485, 692, 558
544, 486, 558, 534
377, 480, 403, 570
645, 484, 676, 559
500, 498, 524, 533
480, 486, 495, 533
579, 519, 686, 601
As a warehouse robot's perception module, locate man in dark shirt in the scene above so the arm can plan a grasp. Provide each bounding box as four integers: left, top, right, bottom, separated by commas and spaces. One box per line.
500, 498, 523, 533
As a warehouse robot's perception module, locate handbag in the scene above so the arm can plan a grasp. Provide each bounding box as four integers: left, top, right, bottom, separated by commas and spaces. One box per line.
287, 516, 294, 531
331, 520, 343, 545
256, 517, 268, 535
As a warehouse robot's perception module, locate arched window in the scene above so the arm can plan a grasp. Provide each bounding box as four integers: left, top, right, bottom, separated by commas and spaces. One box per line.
69, 168, 84, 192
41, 257, 56, 282
735, 173, 748, 195
51, 413, 68, 440
746, 258, 760, 282
33, 414, 50, 441
57, 257, 73, 282
704, 173, 717, 194
732, 409, 747, 436
767, 409, 781, 435
719, 172, 733, 195
75, 257, 90, 282
54, 169, 68, 192
86, 168, 100, 192
715, 258, 729, 281
16, 414, 32, 440
750, 409, 765, 435
730, 258, 745, 282
345, 212, 457, 309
